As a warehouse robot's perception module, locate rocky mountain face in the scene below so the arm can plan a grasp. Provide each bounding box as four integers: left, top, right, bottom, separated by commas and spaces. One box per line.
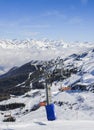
0, 46, 94, 101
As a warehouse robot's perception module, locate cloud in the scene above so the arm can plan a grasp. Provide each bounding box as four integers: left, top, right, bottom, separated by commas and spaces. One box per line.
0, 30, 40, 39
21, 31, 40, 37
22, 24, 51, 29
68, 17, 83, 24
42, 10, 66, 19
81, 0, 88, 5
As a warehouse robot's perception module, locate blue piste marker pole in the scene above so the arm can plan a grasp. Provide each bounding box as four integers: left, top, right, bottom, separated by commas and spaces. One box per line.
45, 82, 56, 121
45, 103, 56, 121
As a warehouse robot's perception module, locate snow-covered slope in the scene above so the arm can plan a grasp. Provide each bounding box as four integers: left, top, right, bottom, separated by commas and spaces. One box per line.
0, 87, 94, 130
1, 120, 94, 130
0, 39, 94, 130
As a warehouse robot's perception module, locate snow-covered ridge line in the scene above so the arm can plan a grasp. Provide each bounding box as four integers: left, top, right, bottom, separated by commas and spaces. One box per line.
0, 39, 93, 49
0, 39, 65, 49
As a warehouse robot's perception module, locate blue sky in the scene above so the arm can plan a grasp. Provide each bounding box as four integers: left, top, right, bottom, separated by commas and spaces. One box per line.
0, 0, 94, 42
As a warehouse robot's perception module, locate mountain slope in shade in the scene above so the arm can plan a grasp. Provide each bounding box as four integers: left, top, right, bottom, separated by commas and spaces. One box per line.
0, 41, 94, 95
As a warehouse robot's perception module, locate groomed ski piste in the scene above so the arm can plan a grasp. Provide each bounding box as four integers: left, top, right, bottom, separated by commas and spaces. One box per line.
0, 88, 94, 130
0, 39, 94, 130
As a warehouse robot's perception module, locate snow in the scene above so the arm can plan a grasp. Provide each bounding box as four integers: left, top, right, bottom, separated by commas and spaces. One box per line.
62, 74, 81, 87
0, 120, 94, 130
0, 39, 94, 129
0, 88, 94, 129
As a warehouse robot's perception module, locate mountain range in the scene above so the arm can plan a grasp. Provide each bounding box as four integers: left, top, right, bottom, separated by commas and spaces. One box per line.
0, 39, 94, 125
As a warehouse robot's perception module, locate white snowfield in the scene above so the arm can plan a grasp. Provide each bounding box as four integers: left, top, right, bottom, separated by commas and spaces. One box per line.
0, 88, 94, 130
0, 39, 94, 130
0, 120, 94, 130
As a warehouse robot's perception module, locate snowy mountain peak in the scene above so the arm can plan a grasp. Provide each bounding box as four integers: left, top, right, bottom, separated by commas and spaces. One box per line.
0, 39, 93, 49
0, 39, 65, 49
